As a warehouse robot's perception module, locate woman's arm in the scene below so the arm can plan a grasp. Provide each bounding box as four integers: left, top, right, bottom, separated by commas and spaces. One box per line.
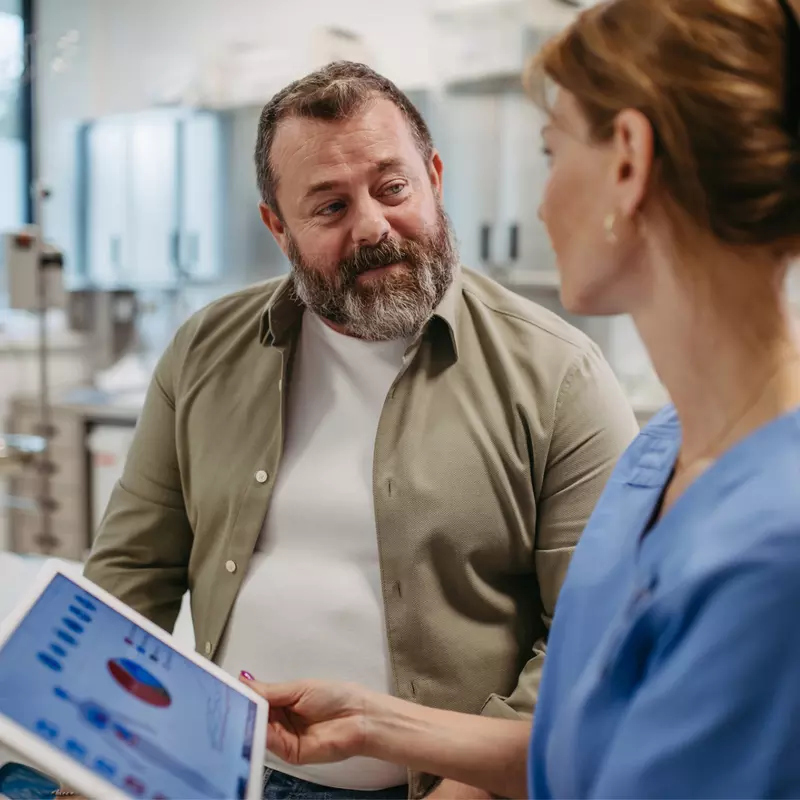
240, 677, 530, 799
366, 692, 530, 798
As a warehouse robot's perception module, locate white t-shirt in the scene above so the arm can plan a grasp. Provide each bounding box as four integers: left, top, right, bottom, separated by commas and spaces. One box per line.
218, 311, 409, 789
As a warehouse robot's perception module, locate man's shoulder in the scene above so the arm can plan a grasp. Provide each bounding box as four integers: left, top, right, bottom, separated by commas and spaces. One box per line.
159, 277, 289, 382
170, 276, 287, 350
183, 277, 286, 332
458, 268, 636, 439
459, 267, 599, 359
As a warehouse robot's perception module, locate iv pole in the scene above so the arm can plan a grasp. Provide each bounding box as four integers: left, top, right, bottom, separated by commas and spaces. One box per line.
0, 7, 74, 552
27, 0, 56, 550
25, 15, 77, 553
32, 181, 58, 553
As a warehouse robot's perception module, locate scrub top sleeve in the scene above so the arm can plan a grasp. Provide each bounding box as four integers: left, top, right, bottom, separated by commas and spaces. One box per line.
589, 552, 800, 799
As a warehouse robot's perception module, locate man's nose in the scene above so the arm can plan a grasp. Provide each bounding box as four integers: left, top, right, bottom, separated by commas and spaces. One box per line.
350, 198, 391, 247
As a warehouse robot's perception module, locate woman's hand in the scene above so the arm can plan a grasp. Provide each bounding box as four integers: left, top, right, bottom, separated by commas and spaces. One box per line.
240, 672, 531, 799
239, 675, 374, 766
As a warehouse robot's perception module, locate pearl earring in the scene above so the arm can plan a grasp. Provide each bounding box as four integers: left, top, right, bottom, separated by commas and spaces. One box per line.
604, 213, 618, 244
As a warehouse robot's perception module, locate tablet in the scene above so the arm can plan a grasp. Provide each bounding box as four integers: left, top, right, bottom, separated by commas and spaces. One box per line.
0, 560, 267, 800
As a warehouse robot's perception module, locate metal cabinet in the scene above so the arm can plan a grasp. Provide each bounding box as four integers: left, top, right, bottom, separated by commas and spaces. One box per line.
494, 93, 555, 273
178, 113, 223, 282
86, 119, 131, 286
434, 90, 555, 275
82, 110, 222, 289
128, 114, 180, 287
434, 92, 502, 271
430, 88, 618, 359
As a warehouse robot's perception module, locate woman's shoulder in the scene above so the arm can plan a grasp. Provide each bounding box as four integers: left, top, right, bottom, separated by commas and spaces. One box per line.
599, 404, 681, 491
654, 408, 800, 609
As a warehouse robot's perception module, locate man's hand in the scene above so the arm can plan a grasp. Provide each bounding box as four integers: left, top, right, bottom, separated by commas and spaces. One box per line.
427, 779, 494, 799
240, 675, 372, 766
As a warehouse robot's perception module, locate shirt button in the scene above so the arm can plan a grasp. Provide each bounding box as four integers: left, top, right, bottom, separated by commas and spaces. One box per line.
225, 560, 237, 574
255, 470, 268, 483
204, 641, 212, 656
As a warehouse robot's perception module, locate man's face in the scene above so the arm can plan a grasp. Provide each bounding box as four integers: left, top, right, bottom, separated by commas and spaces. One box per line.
260, 98, 457, 341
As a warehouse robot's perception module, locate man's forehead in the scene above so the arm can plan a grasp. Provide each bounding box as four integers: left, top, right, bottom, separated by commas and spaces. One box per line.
271, 99, 422, 190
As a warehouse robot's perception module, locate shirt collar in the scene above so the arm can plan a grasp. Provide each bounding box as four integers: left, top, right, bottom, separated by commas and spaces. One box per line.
259, 268, 462, 361
427, 267, 461, 362
259, 276, 302, 347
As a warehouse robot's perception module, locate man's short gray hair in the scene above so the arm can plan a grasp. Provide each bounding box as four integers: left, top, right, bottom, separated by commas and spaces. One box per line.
254, 61, 435, 215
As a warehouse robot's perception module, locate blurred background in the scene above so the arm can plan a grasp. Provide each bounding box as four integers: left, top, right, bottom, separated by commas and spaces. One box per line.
0, 0, 797, 564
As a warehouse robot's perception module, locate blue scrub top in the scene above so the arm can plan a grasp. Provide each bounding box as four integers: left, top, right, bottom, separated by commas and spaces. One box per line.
528, 405, 800, 798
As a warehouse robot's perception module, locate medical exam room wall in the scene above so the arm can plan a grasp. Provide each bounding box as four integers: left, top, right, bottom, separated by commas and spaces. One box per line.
34, 0, 437, 288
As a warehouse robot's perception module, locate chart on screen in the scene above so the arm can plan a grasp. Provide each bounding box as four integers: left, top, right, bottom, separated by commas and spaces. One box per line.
0, 575, 255, 799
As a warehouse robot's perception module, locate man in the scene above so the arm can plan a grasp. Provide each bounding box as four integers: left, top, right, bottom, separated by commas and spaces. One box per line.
84, 62, 638, 800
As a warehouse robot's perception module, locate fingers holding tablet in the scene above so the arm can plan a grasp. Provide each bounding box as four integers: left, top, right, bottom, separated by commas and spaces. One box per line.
239, 674, 371, 766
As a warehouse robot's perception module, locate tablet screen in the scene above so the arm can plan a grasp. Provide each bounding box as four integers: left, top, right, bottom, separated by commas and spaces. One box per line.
0, 573, 258, 799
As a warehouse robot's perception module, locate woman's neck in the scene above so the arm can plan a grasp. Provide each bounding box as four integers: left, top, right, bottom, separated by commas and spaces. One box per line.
632, 245, 800, 471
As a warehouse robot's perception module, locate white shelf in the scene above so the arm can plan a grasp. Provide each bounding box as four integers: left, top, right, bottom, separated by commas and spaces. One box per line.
430, 0, 571, 91
432, 0, 578, 26
498, 269, 561, 290
432, 0, 526, 20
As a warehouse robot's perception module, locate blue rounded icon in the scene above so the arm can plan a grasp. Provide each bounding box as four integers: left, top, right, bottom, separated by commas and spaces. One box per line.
84, 703, 110, 730
69, 605, 91, 623
53, 686, 69, 700
62, 617, 83, 634
65, 739, 87, 762
93, 758, 116, 779
74, 595, 96, 612
35, 719, 59, 740
37, 652, 62, 671
56, 629, 77, 646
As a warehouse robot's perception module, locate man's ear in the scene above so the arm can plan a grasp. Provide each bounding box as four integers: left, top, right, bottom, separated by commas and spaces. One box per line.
260, 202, 290, 253
429, 151, 444, 198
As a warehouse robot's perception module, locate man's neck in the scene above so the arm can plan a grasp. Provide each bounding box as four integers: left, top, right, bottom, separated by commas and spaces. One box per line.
318, 315, 355, 338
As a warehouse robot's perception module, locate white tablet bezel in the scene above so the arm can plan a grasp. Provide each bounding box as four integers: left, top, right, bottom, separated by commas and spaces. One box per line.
0, 559, 268, 800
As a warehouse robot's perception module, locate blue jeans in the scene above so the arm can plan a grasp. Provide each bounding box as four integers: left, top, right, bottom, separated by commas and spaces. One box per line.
262, 768, 408, 800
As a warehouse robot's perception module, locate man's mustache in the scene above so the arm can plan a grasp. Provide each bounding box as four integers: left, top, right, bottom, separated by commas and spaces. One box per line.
340, 239, 412, 282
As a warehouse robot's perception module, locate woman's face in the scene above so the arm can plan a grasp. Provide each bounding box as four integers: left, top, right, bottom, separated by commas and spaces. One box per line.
538, 90, 649, 316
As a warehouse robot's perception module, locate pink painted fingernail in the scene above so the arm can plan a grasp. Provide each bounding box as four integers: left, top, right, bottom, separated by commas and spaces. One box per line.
240, 671, 254, 681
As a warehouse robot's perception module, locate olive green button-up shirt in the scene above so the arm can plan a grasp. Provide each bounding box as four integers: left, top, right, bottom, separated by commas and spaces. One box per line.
84, 267, 638, 797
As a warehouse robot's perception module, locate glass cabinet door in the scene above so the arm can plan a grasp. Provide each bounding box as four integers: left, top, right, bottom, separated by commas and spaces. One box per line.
178, 112, 222, 282
86, 119, 130, 286
128, 112, 179, 288
436, 93, 502, 272
83, 110, 222, 289
496, 92, 555, 274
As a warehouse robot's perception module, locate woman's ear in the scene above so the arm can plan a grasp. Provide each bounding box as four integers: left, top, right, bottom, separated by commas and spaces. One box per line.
611, 109, 655, 219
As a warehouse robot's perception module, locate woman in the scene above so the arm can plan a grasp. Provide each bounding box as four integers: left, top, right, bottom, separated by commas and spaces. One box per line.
242, 0, 800, 796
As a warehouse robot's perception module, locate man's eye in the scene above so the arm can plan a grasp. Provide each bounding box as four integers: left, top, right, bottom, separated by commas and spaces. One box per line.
319, 201, 345, 216
383, 183, 406, 196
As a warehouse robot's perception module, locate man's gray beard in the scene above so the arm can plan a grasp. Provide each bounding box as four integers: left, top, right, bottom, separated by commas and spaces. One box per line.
287, 206, 458, 342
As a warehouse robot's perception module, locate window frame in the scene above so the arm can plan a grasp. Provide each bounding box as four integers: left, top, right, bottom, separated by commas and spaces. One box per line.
21, 0, 32, 223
